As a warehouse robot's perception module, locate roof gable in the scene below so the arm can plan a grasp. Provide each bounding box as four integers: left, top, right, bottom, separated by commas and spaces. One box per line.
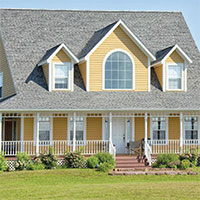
80, 19, 156, 61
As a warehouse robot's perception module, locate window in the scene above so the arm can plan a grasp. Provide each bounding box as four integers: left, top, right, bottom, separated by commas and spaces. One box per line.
104, 51, 133, 89
167, 64, 183, 90
151, 117, 167, 141
39, 117, 50, 141
70, 117, 85, 140
0, 73, 3, 98
53, 63, 70, 89
184, 117, 198, 140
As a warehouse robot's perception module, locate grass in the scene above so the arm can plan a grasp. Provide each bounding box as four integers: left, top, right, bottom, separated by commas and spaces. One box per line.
1, 169, 200, 200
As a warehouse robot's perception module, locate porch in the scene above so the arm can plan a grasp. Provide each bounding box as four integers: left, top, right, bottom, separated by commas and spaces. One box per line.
0, 111, 200, 160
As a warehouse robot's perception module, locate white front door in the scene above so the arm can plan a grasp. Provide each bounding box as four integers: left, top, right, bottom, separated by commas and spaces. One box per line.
112, 118, 126, 154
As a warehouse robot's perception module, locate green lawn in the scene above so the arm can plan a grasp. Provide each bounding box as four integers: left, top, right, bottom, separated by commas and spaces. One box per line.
1, 169, 200, 200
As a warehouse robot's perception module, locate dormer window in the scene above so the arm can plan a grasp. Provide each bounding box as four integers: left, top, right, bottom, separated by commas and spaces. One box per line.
53, 63, 70, 90
0, 73, 3, 98
167, 63, 183, 90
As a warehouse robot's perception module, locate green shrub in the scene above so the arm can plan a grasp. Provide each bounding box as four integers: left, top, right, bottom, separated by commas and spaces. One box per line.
15, 152, 31, 170
26, 162, 45, 170
64, 152, 86, 168
95, 152, 115, 168
152, 154, 180, 168
180, 159, 190, 170
0, 152, 7, 171
98, 162, 113, 172
87, 156, 99, 168
180, 148, 198, 166
39, 147, 58, 169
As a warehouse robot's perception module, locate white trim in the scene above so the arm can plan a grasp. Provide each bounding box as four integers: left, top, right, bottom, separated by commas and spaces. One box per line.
38, 43, 79, 66
148, 57, 151, 92
185, 64, 187, 92
162, 61, 166, 92
180, 112, 183, 149
0, 113, 2, 149
131, 117, 135, 141
71, 61, 74, 92
84, 20, 155, 61
52, 62, 71, 91
50, 117, 53, 145
36, 113, 40, 154
20, 116, 24, 142
162, 44, 192, 64
102, 49, 135, 90
48, 63, 52, 92
86, 58, 90, 91
0, 72, 3, 98
166, 63, 184, 91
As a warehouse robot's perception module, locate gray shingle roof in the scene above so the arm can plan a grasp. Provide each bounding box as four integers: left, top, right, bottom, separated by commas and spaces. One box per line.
0, 9, 200, 111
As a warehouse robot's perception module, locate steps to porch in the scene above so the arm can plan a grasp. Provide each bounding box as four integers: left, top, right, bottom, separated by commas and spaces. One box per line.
115, 155, 151, 171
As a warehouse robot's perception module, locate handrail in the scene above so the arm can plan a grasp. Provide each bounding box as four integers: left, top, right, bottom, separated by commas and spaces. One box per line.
145, 141, 152, 166
109, 141, 116, 158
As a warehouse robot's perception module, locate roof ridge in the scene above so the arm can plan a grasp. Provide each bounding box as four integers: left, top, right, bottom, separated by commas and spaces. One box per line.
0, 8, 182, 13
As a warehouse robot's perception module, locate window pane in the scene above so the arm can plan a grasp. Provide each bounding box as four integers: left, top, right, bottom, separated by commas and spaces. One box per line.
55, 78, 68, 89
70, 118, 84, 141
169, 78, 181, 89
152, 117, 166, 140
39, 120, 50, 141
104, 51, 133, 89
184, 117, 198, 139
0, 74, 2, 87
168, 65, 182, 89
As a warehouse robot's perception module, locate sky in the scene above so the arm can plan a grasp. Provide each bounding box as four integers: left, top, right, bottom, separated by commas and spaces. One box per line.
0, 0, 199, 50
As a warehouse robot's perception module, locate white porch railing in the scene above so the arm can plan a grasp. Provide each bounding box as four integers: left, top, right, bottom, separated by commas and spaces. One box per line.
148, 139, 200, 154
0, 140, 109, 156
109, 142, 116, 158
145, 142, 152, 166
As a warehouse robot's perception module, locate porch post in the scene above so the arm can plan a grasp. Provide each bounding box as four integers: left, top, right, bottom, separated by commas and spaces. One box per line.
36, 113, 40, 155
73, 112, 76, 152
131, 117, 135, 141
109, 112, 112, 153
144, 113, 148, 155
180, 112, 183, 153
20, 115, 24, 152
0, 113, 2, 151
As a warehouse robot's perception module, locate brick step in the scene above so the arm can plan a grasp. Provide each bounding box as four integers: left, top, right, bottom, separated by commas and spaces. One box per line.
116, 157, 139, 160
116, 163, 146, 168
116, 160, 142, 164
115, 166, 150, 170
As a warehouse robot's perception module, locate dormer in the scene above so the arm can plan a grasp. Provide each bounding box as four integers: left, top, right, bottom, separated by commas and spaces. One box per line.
152, 45, 192, 92
38, 43, 79, 91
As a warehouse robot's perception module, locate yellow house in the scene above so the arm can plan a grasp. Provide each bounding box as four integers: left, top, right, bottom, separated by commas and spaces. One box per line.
0, 9, 199, 167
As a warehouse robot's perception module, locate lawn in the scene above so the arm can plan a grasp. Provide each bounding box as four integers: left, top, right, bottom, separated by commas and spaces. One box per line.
1, 169, 200, 200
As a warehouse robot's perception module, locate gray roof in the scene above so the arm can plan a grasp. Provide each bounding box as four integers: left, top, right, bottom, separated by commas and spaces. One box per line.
0, 9, 200, 111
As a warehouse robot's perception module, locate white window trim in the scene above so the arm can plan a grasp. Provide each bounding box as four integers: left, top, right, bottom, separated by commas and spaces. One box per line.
52, 62, 71, 91
67, 117, 87, 142
102, 49, 135, 91
0, 72, 3, 98
166, 63, 184, 91
150, 117, 168, 145
183, 116, 199, 144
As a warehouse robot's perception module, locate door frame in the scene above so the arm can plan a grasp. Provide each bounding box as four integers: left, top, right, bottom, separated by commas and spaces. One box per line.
3, 118, 18, 141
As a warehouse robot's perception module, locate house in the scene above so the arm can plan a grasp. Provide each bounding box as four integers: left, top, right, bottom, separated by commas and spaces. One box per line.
0, 9, 199, 165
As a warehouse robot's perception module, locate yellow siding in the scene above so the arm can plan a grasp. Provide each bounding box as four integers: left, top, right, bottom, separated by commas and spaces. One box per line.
79, 61, 87, 88
24, 118, 34, 141
168, 117, 180, 139
86, 118, 102, 140
53, 118, 68, 140
89, 26, 148, 91
42, 64, 49, 87
165, 50, 185, 91
52, 48, 71, 63
154, 65, 163, 88
0, 38, 15, 98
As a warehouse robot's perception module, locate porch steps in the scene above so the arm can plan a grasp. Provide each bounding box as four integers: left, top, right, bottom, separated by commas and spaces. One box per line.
115, 155, 151, 170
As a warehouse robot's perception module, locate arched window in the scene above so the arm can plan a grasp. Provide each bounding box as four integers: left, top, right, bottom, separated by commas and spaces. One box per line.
104, 51, 133, 89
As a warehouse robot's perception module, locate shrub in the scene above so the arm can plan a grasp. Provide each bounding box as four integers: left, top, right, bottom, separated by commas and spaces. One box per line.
95, 152, 115, 168
0, 152, 7, 172
180, 148, 198, 166
39, 147, 58, 169
26, 162, 45, 170
180, 159, 191, 170
98, 162, 113, 172
152, 154, 180, 168
64, 152, 86, 168
87, 156, 99, 168
15, 152, 31, 170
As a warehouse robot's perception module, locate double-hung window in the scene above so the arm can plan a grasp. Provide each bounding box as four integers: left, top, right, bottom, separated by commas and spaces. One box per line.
39, 117, 50, 144
184, 117, 198, 141
167, 63, 183, 90
53, 63, 70, 90
0, 73, 3, 98
70, 117, 85, 141
151, 117, 167, 143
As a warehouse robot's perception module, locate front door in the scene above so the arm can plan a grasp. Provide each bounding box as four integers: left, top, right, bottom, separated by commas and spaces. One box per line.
4, 120, 17, 141
112, 118, 126, 154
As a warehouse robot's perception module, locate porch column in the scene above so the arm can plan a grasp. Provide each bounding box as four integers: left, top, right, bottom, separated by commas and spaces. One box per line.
131, 117, 135, 141
144, 113, 148, 155
180, 112, 183, 153
0, 113, 2, 151
73, 112, 76, 152
36, 113, 40, 155
20, 115, 24, 152
109, 112, 112, 153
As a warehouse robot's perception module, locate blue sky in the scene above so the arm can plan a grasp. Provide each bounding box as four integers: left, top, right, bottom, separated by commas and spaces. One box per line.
0, 0, 199, 50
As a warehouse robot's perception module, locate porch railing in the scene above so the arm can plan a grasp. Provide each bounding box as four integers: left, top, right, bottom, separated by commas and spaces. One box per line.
0, 140, 109, 156
145, 142, 152, 166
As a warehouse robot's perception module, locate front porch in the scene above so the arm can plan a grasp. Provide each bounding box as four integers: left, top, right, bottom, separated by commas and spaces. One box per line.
0, 111, 200, 160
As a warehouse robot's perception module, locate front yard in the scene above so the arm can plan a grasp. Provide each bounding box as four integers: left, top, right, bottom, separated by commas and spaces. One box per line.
1, 169, 200, 200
